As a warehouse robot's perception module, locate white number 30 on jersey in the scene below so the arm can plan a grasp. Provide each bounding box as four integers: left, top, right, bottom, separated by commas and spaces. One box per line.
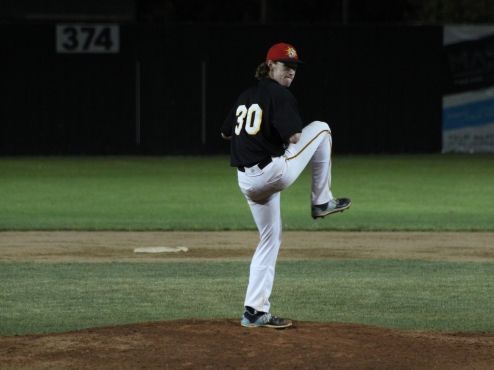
235, 104, 263, 135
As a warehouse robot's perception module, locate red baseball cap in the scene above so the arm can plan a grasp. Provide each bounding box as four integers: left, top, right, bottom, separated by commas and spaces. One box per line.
266, 43, 305, 64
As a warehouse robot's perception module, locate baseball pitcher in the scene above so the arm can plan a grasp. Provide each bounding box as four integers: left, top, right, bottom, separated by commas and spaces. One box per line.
221, 43, 351, 328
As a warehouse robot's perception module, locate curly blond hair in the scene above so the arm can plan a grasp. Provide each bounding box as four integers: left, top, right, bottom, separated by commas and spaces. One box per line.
255, 62, 272, 80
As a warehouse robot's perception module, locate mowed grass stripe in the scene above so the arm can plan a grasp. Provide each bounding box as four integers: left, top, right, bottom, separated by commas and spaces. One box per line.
1, 260, 493, 335
0, 154, 493, 231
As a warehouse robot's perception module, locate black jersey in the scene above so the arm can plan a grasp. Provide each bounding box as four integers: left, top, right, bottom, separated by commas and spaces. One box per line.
221, 78, 303, 167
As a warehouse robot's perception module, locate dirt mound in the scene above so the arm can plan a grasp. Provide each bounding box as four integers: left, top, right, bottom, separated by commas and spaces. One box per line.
1, 319, 493, 370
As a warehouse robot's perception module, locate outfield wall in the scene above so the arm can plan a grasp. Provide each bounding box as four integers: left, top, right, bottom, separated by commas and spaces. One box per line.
0, 23, 443, 155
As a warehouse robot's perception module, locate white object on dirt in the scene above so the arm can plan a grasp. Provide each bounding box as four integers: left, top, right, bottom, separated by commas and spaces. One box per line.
134, 247, 188, 253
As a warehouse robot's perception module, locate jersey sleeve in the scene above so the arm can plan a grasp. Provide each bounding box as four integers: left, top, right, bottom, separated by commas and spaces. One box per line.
271, 96, 303, 142
221, 105, 236, 138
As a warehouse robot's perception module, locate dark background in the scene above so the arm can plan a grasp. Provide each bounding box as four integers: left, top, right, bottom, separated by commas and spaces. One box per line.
1, 1, 491, 155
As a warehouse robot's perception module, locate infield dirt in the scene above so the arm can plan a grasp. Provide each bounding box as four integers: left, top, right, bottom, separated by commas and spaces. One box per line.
1, 231, 493, 369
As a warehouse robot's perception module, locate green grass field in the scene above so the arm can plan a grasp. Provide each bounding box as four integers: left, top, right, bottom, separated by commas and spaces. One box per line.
1, 154, 493, 231
1, 155, 493, 335
1, 260, 493, 335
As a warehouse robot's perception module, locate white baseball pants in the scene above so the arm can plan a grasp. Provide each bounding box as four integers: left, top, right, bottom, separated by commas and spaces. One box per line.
237, 121, 333, 312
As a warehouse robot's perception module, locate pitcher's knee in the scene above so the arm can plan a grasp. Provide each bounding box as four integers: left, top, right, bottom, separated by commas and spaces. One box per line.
308, 121, 331, 133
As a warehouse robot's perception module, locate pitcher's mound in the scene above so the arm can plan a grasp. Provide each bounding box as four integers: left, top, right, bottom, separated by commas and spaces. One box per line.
1, 319, 493, 369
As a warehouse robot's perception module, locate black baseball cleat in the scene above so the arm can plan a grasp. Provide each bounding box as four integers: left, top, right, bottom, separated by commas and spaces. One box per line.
311, 198, 351, 219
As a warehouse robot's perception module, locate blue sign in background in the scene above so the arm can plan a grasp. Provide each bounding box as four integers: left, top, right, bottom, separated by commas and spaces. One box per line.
443, 98, 494, 131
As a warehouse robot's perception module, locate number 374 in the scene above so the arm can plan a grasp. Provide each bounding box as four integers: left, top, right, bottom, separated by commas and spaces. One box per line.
235, 104, 263, 136
56, 25, 119, 53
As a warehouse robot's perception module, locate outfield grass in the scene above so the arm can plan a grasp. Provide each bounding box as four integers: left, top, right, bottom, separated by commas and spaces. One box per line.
1, 154, 493, 335
1, 154, 493, 231
1, 260, 493, 335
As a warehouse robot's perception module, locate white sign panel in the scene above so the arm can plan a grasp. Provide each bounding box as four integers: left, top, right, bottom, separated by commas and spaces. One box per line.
443, 89, 494, 153
56, 24, 119, 53
442, 25, 494, 153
